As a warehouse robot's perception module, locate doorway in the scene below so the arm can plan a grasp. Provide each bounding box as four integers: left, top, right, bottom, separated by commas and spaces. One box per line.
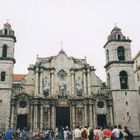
17, 115, 28, 130
97, 114, 107, 127
56, 107, 70, 130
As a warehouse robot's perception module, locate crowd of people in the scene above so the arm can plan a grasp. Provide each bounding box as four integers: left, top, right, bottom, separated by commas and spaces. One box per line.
73, 125, 133, 140
0, 125, 133, 140
0, 127, 28, 140
31, 125, 133, 140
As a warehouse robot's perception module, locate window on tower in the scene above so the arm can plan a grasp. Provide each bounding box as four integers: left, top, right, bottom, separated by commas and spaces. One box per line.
117, 34, 121, 40
117, 46, 125, 61
4, 29, 8, 35
2, 45, 7, 57
106, 49, 109, 62
107, 73, 111, 88
137, 73, 140, 81
1, 71, 6, 81
138, 86, 140, 95
120, 71, 128, 89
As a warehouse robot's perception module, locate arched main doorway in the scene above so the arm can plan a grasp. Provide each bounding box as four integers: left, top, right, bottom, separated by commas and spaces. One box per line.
56, 107, 70, 130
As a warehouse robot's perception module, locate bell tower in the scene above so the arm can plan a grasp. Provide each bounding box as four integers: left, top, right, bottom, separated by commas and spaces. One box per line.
0, 22, 16, 129
104, 26, 139, 133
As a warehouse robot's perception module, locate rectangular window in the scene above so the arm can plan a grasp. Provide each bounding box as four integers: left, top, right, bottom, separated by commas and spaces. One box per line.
138, 86, 140, 95
1, 72, 6, 81
2, 45, 7, 57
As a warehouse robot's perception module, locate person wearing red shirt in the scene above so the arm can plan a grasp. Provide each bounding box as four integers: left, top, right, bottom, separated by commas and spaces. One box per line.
103, 126, 112, 140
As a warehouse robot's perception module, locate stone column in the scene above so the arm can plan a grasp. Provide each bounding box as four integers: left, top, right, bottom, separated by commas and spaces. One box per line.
83, 69, 87, 94
47, 107, 51, 128
89, 100, 93, 127
84, 100, 88, 126
40, 105, 43, 131
71, 69, 75, 95
11, 102, 15, 129
30, 105, 33, 132
51, 69, 55, 95
87, 68, 91, 96
111, 107, 114, 125
93, 101, 96, 128
71, 101, 76, 129
51, 104, 55, 130
35, 67, 39, 96
33, 100, 38, 129
109, 101, 113, 125
40, 68, 43, 97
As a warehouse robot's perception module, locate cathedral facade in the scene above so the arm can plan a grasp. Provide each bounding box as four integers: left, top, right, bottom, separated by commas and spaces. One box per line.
0, 22, 140, 135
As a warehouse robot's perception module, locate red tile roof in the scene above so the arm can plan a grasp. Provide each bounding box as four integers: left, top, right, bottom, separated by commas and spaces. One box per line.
12, 74, 26, 81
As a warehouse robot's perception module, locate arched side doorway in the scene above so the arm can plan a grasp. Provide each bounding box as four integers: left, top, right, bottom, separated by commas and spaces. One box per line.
17, 114, 28, 130
97, 114, 107, 127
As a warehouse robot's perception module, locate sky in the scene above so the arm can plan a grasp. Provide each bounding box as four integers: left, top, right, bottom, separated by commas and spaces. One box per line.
0, 0, 140, 82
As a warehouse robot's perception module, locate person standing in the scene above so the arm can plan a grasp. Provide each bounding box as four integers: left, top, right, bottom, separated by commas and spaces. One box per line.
118, 125, 124, 140
103, 126, 112, 140
74, 126, 81, 140
94, 126, 104, 140
21, 129, 28, 140
123, 126, 133, 140
50, 129, 55, 140
88, 128, 94, 140
5, 128, 13, 140
64, 128, 69, 140
112, 125, 121, 140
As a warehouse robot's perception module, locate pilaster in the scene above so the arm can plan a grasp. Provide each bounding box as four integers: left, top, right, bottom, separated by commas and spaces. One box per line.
40, 105, 43, 131
35, 67, 39, 96
84, 100, 88, 126
71, 101, 76, 129
40, 68, 43, 97
87, 68, 91, 95
92, 100, 96, 127
30, 104, 33, 132
70, 69, 75, 95
51, 105, 55, 130
83, 69, 87, 95
47, 107, 51, 128
108, 100, 114, 126
10, 100, 15, 129
33, 99, 38, 130
89, 99, 93, 127
51, 69, 55, 95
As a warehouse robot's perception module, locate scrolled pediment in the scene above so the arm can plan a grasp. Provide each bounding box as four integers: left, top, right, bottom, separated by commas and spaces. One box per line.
56, 99, 69, 107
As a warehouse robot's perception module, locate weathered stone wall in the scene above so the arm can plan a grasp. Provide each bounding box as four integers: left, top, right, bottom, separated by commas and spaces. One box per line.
0, 90, 12, 130
112, 90, 139, 134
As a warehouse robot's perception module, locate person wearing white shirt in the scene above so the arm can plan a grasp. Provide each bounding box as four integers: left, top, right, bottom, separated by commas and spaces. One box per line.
74, 126, 81, 140
112, 125, 121, 140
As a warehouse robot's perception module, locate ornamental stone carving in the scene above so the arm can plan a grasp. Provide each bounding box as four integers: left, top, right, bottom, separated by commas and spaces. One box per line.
57, 99, 69, 107
43, 78, 50, 95
76, 77, 82, 95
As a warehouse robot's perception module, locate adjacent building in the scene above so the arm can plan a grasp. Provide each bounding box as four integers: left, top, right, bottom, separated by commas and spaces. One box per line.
133, 50, 140, 129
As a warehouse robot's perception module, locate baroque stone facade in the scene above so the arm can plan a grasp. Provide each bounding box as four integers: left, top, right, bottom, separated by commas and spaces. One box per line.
0, 23, 140, 135
12, 50, 113, 132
